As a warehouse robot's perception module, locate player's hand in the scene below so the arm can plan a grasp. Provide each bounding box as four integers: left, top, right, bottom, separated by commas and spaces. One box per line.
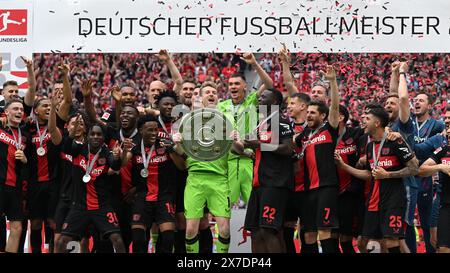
20, 56, 33, 69
230, 130, 241, 142
278, 44, 291, 63
430, 228, 437, 249
320, 65, 337, 81
240, 53, 257, 66
121, 139, 135, 153
112, 142, 123, 160
15, 150, 27, 164
387, 131, 402, 141
399, 62, 409, 74
172, 133, 183, 144
69, 115, 82, 137
243, 149, 255, 160
391, 61, 400, 74
81, 79, 93, 97
372, 167, 389, 180
57, 58, 70, 75
334, 151, 344, 166
155, 49, 171, 62
109, 85, 121, 102
0, 117, 6, 127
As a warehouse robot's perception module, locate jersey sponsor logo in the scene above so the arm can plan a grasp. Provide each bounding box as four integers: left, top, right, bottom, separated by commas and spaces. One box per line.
101, 112, 110, 120
150, 154, 168, 163
78, 158, 106, 175
370, 160, 393, 168
414, 135, 428, 143
31, 133, 51, 143
303, 133, 329, 147
157, 131, 170, 139
335, 145, 357, 155
0, 131, 26, 150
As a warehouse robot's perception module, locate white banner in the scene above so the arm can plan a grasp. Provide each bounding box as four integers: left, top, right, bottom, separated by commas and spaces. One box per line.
0, 0, 33, 91
32, 0, 450, 53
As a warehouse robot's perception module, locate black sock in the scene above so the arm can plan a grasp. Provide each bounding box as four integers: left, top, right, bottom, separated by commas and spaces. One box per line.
18, 220, 27, 253
199, 228, 213, 253
30, 229, 42, 253
388, 246, 401, 253
174, 229, 186, 253
341, 241, 355, 253
283, 227, 296, 253
320, 238, 337, 253
132, 229, 147, 253
302, 242, 319, 253
158, 230, 175, 253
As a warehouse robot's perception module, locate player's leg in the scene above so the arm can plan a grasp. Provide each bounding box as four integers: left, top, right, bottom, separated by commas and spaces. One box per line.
239, 159, 253, 204
184, 174, 207, 253
5, 221, 22, 253
436, 204, 450, 253
93, 208, 124, 253
417, 183, 434, 253
302, 190, 319, 253
156, 200, 176, 253
175, 171, 187, 253
404, 184, 418, 253
199, 212, 213, 253
316, 187, 339, 253
215, 216, 231, 253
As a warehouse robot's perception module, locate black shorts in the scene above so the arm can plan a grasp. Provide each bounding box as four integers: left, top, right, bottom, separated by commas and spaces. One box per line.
302, 186, 339, 232
54, 199, 72, 233
437, 204, 450, 248
336, 191, 363, 237
244, 187, 289, 231
285, 191, 305, 223
175, 171, 188, 213
0, 185, 25, 221
131, 196, 176, 227
362, 207, 406, 239
28, 181, 57, 219
61, 206, 121, 240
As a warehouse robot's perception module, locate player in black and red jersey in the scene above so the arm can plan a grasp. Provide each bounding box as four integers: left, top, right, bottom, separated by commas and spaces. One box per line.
331, 105, 364, 253
55, 123, 127, 253
23, 97, 63, 253
335, 107, 418, 253
0, 99, 34, 253
293, 65, 341, 253
127, 115, 184, 253
237, 88, 294, 253
284, 92, 310, 253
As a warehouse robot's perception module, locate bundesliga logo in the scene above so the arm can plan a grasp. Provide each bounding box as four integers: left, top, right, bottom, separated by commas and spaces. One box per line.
0, 9, 27, 35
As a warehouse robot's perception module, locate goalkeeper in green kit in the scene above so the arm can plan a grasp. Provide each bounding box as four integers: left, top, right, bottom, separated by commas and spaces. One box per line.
217, 53, 274, 205
172, 82, 233, 253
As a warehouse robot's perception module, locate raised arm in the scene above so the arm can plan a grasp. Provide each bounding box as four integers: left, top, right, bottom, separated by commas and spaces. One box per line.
279, 45, 298, 97
389, 61, 400, 94
110, 85, 122, 125
323, 65, 339, 129
57, 58, 74, 121
240, 53, 274, 97
49, 94, 63, 145
81, 79, 106, 126
398, 62, 410, 124
156, 49, 183, 93
22, 56, 36, 107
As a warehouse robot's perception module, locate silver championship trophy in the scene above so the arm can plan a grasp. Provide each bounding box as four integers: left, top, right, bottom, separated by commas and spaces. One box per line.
179, 108, 233, 162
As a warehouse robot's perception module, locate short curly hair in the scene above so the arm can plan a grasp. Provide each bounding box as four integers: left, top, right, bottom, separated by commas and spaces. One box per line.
155, 90, 178, 106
